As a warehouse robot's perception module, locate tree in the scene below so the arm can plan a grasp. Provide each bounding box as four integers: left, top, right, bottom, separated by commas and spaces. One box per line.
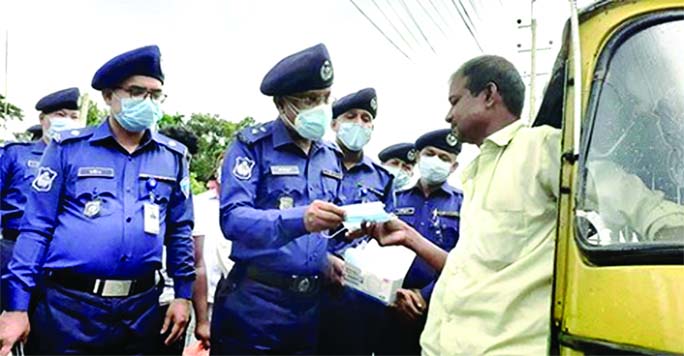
158, 113, 255, 194
86, 100, 107, 126
0, 93, 23, 132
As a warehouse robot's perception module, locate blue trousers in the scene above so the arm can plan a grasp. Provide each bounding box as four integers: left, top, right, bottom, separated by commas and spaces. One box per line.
317, 285, 384, 355
25, 281, 162, 355
210, 275, 320, 355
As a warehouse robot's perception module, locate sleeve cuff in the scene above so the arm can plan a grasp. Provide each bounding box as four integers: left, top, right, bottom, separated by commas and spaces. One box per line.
280, 206, 308, 238
6, 283, 31, 311
173, 278, 194, 300
420, 282, 435, 302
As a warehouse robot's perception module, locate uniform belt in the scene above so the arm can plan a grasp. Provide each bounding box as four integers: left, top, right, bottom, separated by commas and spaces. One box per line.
1, 229, 19, 241
49, 270, 157, 298
244, 265, 320, 294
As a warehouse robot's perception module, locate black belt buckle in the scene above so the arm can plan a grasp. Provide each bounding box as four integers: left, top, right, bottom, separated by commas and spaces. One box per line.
289, 275, 319, 294
1, 229, 19, 241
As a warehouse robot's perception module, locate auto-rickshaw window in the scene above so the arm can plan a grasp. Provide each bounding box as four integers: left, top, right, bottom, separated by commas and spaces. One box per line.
576, 19, 684, 249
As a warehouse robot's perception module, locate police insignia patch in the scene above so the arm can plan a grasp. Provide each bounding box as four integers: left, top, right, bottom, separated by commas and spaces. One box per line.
84, 199, 102, 218
320, 60, 333, 81
180, 176, 191, 198
278, 196, 294, 210
370, 97, 377, 111
32, 167, 57, 192
233, 157, 255, 180
446, 133, 458, 147
407, 149, 417, 162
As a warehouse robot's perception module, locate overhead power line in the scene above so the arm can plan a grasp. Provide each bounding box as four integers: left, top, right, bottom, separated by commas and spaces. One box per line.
385, 0, 422, 48
448, 0, 483, 52
349, 0, 411, 60
371, 0, 415, 53
416, 0, 449, 38
399, 0, 437, 54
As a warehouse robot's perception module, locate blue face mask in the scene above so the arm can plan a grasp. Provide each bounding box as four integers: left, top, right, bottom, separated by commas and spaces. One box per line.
114, 97, 162, 132
48, 117, 83, 140
337, 121, 372, 151
418, 155, 452, 185
384, 165, 411, 190
285, 103, 332, 140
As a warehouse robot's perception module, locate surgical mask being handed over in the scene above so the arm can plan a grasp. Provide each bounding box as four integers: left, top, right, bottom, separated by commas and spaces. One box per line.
337, 122, 372, 151
384, 165, 411, 190
114, 96, 162, 132
418, 155, 452, 185
283, 101, 332, 141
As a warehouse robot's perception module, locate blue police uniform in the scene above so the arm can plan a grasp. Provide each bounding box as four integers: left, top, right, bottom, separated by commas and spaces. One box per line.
376, 130, 463, 355
1, 87, 79, 310
3, 46, 195, 354
318, 88, 395, 355
212, 43, 342, 355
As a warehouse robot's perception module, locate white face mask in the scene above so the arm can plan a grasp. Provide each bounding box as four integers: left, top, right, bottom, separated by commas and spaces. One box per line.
283, 101, 332, 140
337, 121, 372, 151
48, 116, 84, 139
384, 165, 411, 190
418, 155, 452, 185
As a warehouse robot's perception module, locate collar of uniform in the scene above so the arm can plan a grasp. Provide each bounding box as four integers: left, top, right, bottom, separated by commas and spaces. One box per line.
407, 180, 453, 197
483, 119, 525, 148
272, 117, 324, 153
89, 118, 154, 148
31, 139, 47, 154
339, 148, 373, 173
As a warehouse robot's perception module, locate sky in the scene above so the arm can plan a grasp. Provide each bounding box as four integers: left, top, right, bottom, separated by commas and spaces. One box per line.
0, 0, 583, 185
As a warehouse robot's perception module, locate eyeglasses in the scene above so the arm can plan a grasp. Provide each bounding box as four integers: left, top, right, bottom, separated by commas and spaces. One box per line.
286, 93, 333, 109
116, 85, 168, 103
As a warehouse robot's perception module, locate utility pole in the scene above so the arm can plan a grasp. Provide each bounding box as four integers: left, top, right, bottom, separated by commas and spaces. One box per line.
517, 0, 551, 122
529, 0, 537, 120
4, 29, 8, 115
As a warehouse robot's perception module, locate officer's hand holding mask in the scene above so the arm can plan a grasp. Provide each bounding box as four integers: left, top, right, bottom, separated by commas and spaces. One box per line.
304, 200, 346, 233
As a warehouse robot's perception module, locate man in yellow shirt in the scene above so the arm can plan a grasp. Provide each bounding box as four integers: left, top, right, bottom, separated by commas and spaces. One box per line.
365, 55, 684, 355
367, 55, 557, 354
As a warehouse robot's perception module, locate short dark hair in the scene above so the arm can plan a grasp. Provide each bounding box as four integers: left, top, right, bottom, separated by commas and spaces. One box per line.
452, 55, 525, 117
159, 126, 199, 155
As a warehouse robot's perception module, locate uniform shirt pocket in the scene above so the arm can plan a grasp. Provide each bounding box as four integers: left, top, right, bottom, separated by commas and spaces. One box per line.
73, 176, 118, 218
138, 174, 176, 205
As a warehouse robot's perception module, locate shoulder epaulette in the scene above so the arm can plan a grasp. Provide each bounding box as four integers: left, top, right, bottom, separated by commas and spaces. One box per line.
2, 141, 32, 149
53, 127, 95, 144
154, 132, 189, 157
237, 122, 272, 145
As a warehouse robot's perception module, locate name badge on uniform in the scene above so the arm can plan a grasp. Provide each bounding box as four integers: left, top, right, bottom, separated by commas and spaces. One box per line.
144, 202, 160, 235
436, 210, 460, 218
322, 169, 343, 180
78, 167, 115, 178
27, 160, 40, 168
270, 165, 300, 176
395, 207, 415, 216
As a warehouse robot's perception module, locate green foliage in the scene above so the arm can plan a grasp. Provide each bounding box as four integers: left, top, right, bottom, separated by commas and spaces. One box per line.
158, 112, 184, 128
86, 101, 107, 126
0, 93, 23, 131
158, 113, 255, 192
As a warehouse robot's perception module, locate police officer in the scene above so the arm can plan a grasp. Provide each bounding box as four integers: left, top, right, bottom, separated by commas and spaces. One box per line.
378, 142, 417, 191
0, 45, 195, 355
26, 125, 43, 141
376, 129, 463, 355
318, 88, 394, 355
0, 87, 82, 311
213, 43, 346, 354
